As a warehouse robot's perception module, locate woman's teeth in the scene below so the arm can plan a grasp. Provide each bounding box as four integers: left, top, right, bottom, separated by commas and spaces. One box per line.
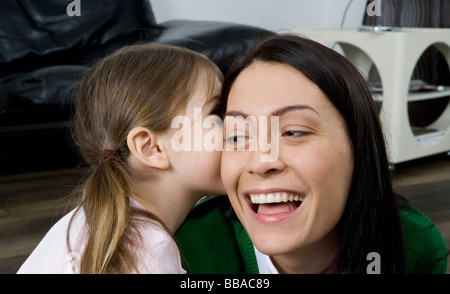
249, 192, 303, 204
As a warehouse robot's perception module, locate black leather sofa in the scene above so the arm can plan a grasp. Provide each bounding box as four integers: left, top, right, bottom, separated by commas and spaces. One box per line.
0, 0, 272, 173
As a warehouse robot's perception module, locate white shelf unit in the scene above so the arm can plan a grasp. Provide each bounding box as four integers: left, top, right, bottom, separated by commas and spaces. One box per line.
374, 86, 450, 102
293, 28, 450, 164
407, 86, 450, 102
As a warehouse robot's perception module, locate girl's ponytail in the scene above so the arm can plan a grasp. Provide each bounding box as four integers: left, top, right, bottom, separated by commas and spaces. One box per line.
79, 151, 132, 273
67, 146, 139, 273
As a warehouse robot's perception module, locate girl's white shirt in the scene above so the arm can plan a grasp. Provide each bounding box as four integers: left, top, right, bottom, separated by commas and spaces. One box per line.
17, 199, 186, 274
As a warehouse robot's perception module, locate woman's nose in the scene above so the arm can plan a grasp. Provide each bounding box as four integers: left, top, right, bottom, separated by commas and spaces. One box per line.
246, 148, 286, 177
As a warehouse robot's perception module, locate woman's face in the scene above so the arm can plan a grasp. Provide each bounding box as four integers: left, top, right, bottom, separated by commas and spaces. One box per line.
221, 62, 354, 268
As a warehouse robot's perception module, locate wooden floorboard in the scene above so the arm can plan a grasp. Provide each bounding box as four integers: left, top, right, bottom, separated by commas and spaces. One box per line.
1, 156, 449, 274
0, 169, 80, 274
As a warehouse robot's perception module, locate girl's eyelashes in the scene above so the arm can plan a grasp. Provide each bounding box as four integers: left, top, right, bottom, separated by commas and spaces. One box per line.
210, 104, 222, 116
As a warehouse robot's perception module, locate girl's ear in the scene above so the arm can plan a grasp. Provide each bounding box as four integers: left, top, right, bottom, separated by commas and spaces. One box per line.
127, 127, 170, 170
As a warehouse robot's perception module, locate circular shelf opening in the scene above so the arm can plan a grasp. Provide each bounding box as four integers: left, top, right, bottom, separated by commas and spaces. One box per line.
335, 42, 383, 112
407, 43, 450, 147
367, 63, 383, 113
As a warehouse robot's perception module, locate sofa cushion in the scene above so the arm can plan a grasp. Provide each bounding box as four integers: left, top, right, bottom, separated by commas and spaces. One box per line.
4, 65, 87, 107
0, 0, 157, 64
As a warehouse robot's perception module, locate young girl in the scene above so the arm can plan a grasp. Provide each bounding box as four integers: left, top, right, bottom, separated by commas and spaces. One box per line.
17, 44, 225, 273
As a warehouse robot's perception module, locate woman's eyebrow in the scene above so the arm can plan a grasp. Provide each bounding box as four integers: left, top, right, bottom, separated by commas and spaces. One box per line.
224, 104, 321, 118
271, 104, 321, 117
224, 110, 248, 118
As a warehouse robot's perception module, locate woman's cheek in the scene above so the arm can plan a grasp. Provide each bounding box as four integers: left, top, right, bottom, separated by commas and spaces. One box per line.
220, 152, 238, 191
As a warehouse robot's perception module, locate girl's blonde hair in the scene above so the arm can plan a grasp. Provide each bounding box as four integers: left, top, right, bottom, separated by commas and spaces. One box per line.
68, 43, 222, 273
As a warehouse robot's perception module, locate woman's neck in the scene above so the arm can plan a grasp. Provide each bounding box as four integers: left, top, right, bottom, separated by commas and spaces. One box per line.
269, 230, 340, 274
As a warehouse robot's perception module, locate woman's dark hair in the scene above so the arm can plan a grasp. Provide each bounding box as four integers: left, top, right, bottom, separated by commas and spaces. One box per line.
221, 34, 406, 274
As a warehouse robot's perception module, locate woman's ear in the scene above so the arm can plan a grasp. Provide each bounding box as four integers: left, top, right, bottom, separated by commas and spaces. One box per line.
127, 127, 170, 170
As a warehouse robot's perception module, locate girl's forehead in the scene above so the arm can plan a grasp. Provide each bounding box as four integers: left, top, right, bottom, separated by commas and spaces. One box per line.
184, 79, 221, 110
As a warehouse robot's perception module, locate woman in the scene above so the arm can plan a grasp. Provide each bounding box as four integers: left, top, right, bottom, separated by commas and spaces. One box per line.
175, 34, 448, 274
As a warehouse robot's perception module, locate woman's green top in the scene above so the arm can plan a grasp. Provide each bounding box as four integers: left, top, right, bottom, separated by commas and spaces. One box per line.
175, 196, 448, 274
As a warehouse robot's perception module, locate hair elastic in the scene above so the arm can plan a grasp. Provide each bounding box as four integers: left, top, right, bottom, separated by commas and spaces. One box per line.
98, 149, 117, 164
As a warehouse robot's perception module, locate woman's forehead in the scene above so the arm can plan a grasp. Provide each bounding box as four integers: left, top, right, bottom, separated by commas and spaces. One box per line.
227, 62, 327, 113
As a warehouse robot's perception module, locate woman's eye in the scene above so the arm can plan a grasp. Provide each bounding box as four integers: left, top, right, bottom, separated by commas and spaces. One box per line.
225, 135, 246, 144
282, 130, 309, 137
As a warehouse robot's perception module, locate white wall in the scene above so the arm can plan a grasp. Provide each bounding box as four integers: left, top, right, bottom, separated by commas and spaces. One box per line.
150, 0, 368, 33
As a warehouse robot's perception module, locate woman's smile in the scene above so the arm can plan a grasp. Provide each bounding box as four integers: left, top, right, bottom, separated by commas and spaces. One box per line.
242, 189, 305, 224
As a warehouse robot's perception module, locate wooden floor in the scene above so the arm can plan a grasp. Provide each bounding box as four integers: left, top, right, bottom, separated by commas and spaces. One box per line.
1, 154, 449, 274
